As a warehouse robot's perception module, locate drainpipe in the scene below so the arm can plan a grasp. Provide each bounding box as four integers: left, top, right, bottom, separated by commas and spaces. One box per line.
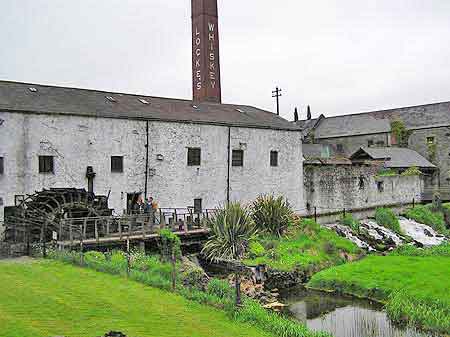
144, 121, 149, 199
227, 127, 231, 204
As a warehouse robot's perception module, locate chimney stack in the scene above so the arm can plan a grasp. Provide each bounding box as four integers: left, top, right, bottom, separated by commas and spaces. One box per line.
294, 107, 299, 122
192, 0, 222, 103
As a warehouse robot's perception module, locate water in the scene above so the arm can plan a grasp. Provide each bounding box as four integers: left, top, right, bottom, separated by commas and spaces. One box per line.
282, 287, 437, 337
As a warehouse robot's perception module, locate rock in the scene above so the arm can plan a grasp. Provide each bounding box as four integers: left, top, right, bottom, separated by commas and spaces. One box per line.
102, 332, 127, 337
263, 301, 287, 312
180, 256, 210, 290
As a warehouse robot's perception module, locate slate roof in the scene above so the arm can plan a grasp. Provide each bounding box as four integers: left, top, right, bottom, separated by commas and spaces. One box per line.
301, 101, 450, 139
0, 80, 298, 131
314, 114, 392, 138
350, 147, 436, 169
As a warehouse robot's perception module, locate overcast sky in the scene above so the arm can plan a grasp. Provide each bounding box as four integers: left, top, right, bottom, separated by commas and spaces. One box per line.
1, 0, 449, 121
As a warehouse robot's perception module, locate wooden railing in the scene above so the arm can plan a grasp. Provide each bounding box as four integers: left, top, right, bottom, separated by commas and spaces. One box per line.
56, 208, 213, 245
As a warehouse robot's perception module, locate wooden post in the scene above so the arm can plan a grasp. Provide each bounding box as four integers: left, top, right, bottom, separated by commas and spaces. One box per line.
126, 238, 130, 277
106, 219, 110, 236
59, 222, 63, 243
79, 224, 84, 266
413, 198, 415, 208
314, 207, 317, 223
119, 219, 122, 240
42, 221, 47, 258
95, 220, 99, 245
83, 219, 87, 240
69, 223, 73, 247
171, 246, 176, 291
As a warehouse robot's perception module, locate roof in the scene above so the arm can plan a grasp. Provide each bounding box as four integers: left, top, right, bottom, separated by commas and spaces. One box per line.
350, 147, 436, 169
314, 114, 392, 138
300, 100, 450, 139
0, 80, 298, 131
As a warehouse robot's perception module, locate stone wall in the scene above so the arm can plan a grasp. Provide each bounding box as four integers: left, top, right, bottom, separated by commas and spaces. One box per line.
316, 132, 390, 156
0, 111, 303, 230
408, 126, 450, 188
303, 164, 422, 216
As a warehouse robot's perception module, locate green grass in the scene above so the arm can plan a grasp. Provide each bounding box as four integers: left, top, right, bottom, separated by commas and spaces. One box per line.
375, 207, 401, 234
308, 251, 450, 333
0, 259, 274, 337
244, 219, 361, 272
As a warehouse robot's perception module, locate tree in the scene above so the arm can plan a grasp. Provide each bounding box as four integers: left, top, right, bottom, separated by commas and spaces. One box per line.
202, 202, 257, 306
159, 229, 181, 291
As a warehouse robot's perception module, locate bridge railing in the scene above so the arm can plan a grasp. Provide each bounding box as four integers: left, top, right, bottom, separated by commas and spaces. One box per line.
56, 208, 214, 244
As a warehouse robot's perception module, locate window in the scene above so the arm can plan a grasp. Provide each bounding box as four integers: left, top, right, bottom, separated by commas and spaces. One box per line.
270, 151, 278, 167
427, 137, 435, 145
194, 198, 202, 213
0, 157, 3, 175
232, 150, 244, 167
111, 156, 124, 173
14, 195, 25, 206
368, 140, 374, 147
359, 176, 365, 190
336, 144, 344, 153
376, 140, 385, 147
377, 181, 384, 192
38, 156, 54, 173
187, 148, 201, 166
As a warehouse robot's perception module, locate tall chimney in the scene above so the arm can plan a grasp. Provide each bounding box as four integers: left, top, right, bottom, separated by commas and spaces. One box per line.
192, 0, 222, 103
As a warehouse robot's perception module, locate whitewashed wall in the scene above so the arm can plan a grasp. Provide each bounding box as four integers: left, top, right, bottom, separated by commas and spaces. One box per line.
0, 111, 304, 230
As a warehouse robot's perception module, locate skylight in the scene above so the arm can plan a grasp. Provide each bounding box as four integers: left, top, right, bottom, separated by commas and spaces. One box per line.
236, 108, 245, 113
192, 105, 199, 109
106, 96, 116, 102
139, 98, 150, 105
29, 87, 37, 92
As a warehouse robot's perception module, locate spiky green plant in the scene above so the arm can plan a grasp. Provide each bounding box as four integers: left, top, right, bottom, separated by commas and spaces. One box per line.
202, 202, 257, 306
252, 194, 294, 237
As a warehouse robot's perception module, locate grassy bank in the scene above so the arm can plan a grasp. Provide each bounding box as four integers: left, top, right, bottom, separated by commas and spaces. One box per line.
244, 219, 361, 272
30, 250, 329, 337
0, 259, 275, 337
308, 244, 450, 334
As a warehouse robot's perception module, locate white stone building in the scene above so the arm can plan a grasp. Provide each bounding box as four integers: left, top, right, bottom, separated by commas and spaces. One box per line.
0, 81, 303, 230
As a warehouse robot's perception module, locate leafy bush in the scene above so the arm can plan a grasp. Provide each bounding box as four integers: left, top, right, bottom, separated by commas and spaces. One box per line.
340, 214, 360, 232
377, 169, 398, 177
401, 166, 421, 176
252, 194, 294, 237
248, 241, 265, 258
375, 208, 401, 234
207, 278, 235, 299
405, 205, 447, 235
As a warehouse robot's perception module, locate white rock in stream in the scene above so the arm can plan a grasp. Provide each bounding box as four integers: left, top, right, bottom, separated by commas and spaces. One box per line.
323, 223, 375, 251
399, 217, 446, 247
360, 220, 403, 246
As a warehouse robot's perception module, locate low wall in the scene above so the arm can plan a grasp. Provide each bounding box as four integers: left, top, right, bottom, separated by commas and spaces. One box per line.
302, 164, 422, 223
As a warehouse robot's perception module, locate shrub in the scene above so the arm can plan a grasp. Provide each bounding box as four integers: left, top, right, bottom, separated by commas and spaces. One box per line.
248, 241, 265, 258
405, 205, 446, 234
375, 208, 401, 234
401, 166, 421, 176
252, 194, 294, 237
206, 278, 235, 299
340, 214, 360, 232
377, 169, 398, 177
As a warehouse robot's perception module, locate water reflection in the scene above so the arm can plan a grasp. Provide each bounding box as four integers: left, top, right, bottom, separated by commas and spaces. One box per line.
283, 288, 436, 337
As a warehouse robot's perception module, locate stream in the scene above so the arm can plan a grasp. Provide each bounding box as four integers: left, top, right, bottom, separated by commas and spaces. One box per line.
282, 287, 437, 337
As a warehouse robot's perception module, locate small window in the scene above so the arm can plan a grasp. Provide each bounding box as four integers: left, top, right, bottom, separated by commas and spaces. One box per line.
232, 150, 244, 167
377, 181, 384, 192
0, 157, 3, 175
359, 176, 365, 190
39, 156, 54, 173
111, 156, 124, 173
194, 198, 202, 213
14, 195, 25, 206
270, 151, 278, 167
336, 144, 344, 153
427, 137, 435, 145
368, 140, 374, 147
187, 148, 201, 166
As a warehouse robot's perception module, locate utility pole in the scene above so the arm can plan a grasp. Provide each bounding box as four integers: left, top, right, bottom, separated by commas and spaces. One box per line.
272, 87, 282, 115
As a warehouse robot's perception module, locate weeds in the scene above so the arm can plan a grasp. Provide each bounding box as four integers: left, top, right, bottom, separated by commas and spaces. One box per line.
375, 208, 401, 234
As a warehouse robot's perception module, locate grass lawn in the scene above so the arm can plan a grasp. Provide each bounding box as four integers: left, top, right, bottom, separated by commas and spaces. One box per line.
308, 254, 450, 333
0, 259, 273, 337
244, 219, 361, 272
